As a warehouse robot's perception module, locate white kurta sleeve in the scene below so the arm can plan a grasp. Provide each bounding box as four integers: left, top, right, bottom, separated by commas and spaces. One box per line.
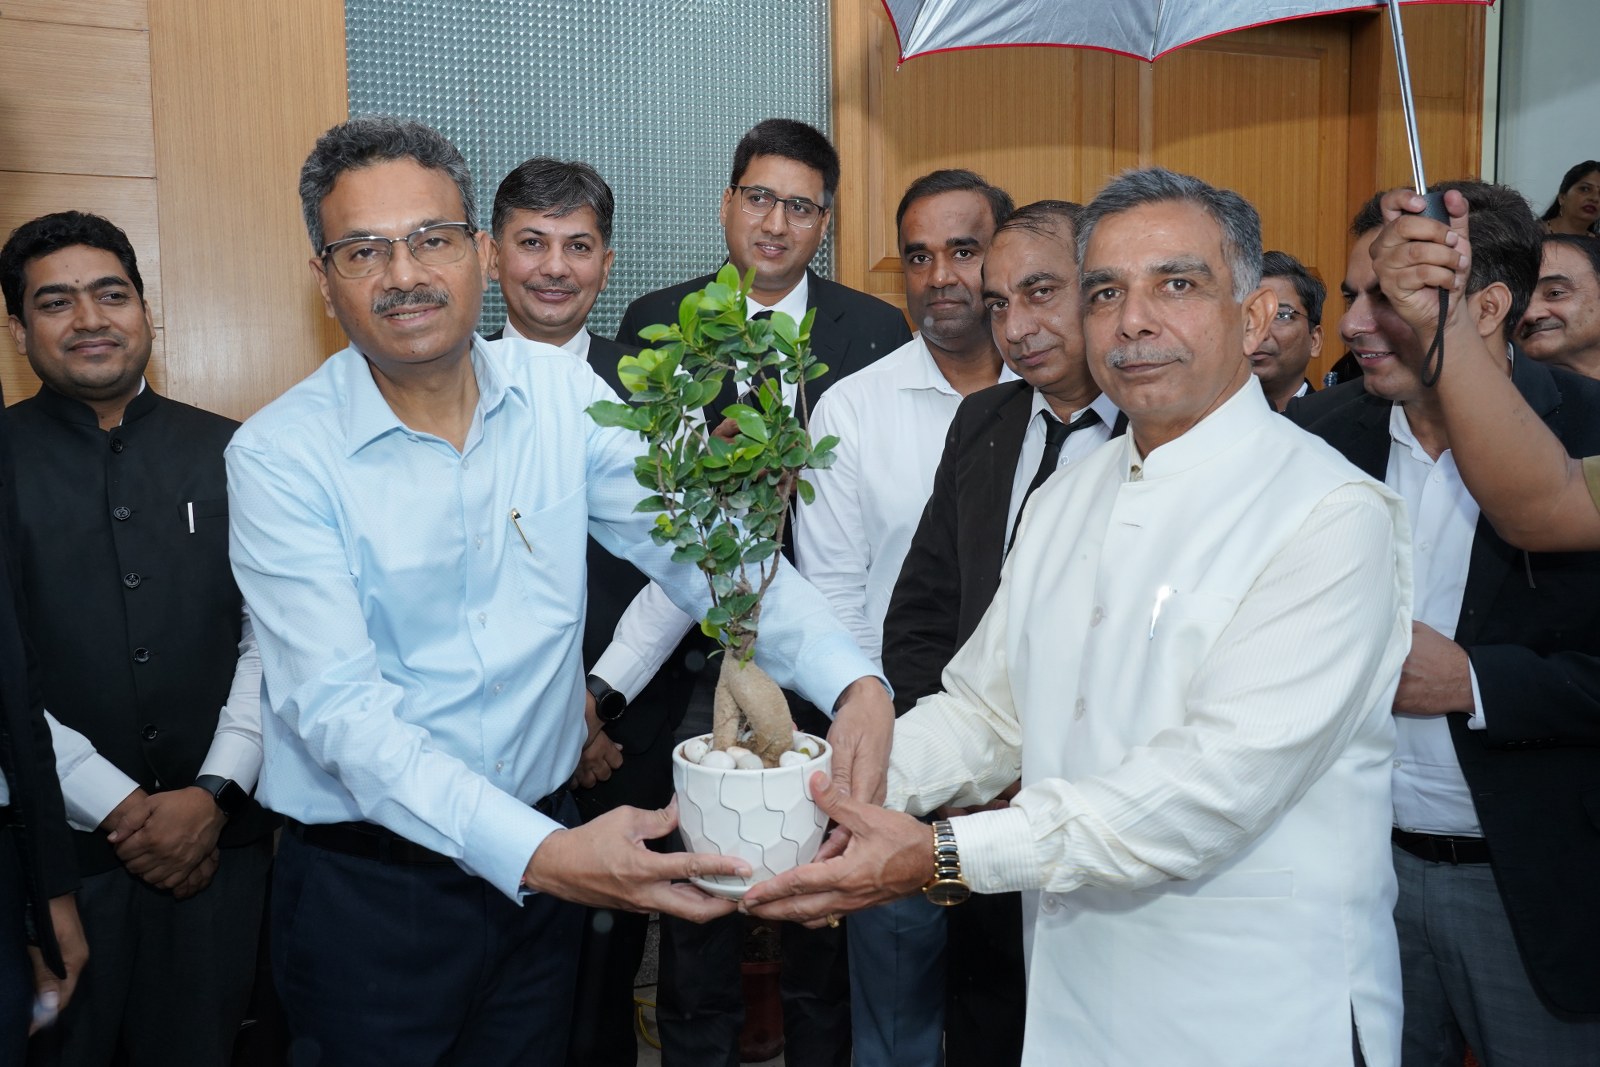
896, 483, 1409, 895
794, 389, 878, 663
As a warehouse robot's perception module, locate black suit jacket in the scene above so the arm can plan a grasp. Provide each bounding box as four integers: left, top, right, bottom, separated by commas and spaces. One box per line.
616, 267, 911, 422
881, 381, 1127, 715
1289, 358, 1600, 1014
484, 328, 698, 810
0, 396, 74, 977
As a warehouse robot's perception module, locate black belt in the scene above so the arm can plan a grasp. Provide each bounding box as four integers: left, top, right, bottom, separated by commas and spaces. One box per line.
1392, 827, 1490, 865
289, 789, 569, 867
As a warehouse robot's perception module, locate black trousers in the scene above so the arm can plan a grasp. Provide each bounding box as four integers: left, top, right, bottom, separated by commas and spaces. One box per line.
944, 891, 1026, 1067
0, 826, 33, 1064
272, 807, 582, 1067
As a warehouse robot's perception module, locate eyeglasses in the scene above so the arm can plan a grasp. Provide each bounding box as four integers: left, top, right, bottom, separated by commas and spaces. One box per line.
731, 186, 826, 229
319, 222, 475, 279
1272, 306, 1310, 326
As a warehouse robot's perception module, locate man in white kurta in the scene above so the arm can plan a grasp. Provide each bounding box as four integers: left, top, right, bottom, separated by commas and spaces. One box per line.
744, 168, 1414, 1067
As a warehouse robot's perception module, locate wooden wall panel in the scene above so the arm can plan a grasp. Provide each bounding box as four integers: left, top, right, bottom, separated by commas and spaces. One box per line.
0, 20, 155, 178
0, 172, 164, 324
149, 0, 348, 420
1, 0, 147, 31
834, 5, 1485, 384
834, 1, 1129, 312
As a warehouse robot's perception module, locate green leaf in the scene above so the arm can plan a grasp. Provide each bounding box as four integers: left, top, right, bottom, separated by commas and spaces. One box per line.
795, 478, 815, 506
586, 400, 634, 428
734, 412, 768, 443
672, 543, 708, 564
704, 605, 732, 628
634, 494, 667, 513
639, 323, 672, 342
744, 539, 777, 564
804, 362, 829, 381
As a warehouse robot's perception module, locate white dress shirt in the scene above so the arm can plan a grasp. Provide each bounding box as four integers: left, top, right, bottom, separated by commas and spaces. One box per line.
1003, 391, 1121, 555
1385, 404, 1487, 836
499, 317, 590, 360
796, 336, 1016, 667
46, 610, 264, 831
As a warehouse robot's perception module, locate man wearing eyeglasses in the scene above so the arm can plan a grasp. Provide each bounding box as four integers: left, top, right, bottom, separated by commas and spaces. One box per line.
225, 117, 894, 1067
1250, 250, 1325, 412
601, 118, 908, 1067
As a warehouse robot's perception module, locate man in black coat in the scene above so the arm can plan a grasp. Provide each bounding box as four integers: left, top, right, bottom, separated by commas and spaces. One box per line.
880, 201, 1120, 1067
1289, 182, 1600, 1063
484, 156, 700, 1067
0, 388, 85, 1061
610, 119, 908, 1067
2, 212, 272, 1067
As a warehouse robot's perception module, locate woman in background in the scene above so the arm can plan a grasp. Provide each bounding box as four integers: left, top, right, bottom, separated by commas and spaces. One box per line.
1541, 160, 1600, 236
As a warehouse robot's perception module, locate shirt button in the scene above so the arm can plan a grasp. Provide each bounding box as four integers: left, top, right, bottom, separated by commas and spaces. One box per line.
1073, 697, 1086, 720
1393, 759, 1403, 768
1419, 541, 1431, 552
1040, 893, 1060, 914
493, 682, 505, 695
141, 723, 159, 741
122, 572, 142, 589
112, 506, 132, 521
495, 760, 505, 773
461, 458, 471, 470
110, 438, 125, 454
1090, 606, 1104, 627
475, 537, 484, 550
477, 612, 487, 625
132, 647, 150, 664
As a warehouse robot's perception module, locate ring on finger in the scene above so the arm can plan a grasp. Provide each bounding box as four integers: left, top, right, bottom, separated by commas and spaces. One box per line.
825, 913, 841, 929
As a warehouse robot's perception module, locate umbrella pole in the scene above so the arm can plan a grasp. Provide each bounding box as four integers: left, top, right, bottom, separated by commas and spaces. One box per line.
1387, 0, 1451, 386
1386, 0, 1430, 194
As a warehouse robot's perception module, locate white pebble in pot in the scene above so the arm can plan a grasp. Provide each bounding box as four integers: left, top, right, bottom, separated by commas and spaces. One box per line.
682, 739, 709, 764
778, 750, 809, 768
699, 750, 736, 770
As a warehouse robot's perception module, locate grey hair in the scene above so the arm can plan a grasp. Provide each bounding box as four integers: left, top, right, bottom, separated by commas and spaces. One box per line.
298, 116, 477, 251
1076, 168, 1263, 301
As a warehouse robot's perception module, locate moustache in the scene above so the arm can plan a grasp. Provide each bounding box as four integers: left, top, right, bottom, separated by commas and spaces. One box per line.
67, 330, 123, 347
1105, 345, 1187, 369
1521, 317, 1558, 337
372, 287, 451, 315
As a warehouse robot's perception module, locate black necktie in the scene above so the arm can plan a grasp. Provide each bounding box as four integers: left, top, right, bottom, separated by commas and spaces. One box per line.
1009, 409, 1102, 551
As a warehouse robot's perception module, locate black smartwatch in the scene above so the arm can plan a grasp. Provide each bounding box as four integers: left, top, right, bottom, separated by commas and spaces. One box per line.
193, 774, 248, 818
586, 674, 627, 723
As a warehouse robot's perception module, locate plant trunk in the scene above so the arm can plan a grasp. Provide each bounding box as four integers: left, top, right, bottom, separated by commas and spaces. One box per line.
712, 655, 792, 767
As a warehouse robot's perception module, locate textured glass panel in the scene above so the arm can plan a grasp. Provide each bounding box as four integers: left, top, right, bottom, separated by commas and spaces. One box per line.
346, 0, 833, 339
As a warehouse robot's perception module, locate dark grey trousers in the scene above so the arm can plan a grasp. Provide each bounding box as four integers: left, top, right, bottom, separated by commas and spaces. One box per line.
1393, 843, 1600, 1066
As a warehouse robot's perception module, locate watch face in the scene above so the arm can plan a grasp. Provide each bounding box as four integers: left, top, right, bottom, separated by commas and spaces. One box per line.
924, 878, 971, 907
596, 691, 627, 722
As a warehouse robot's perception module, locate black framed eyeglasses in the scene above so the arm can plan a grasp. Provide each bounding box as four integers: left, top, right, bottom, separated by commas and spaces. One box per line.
319, 222, 475, 279
1272, 306, 1309, 326
731, 186, 826, 229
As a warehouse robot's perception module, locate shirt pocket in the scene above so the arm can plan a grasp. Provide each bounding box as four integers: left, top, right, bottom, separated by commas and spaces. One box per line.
504, 485, 587, 632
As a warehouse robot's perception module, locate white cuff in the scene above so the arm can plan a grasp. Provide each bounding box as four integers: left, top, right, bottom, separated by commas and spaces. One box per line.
60, 754, 141, 833
1466, 662, 1487, 731
198, 730, 263, 792
950, 805, 1049, 896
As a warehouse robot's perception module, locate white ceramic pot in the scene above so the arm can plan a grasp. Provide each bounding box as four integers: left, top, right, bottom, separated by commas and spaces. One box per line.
671, 733, 831, 899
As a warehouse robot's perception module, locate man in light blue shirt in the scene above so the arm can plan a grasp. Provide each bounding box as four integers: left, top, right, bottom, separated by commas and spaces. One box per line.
226, 116, 892, 1067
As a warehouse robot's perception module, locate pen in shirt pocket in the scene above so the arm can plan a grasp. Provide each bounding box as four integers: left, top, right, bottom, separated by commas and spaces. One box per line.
186, 501, 195, 534
509, 508, 532, 553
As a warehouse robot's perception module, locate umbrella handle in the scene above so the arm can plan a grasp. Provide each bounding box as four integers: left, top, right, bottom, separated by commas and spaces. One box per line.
1412, 190, 1450, 225
1403, 190, 1452, 388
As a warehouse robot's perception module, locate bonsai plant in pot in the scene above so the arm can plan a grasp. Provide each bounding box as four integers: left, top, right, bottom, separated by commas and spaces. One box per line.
587, 263, 836, 897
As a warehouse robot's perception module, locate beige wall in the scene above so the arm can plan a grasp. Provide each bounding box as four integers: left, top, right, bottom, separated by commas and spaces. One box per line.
1, 0, 347, 420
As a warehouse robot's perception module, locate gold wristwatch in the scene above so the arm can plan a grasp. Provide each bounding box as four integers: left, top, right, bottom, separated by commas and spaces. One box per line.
921, 819, 971, 906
